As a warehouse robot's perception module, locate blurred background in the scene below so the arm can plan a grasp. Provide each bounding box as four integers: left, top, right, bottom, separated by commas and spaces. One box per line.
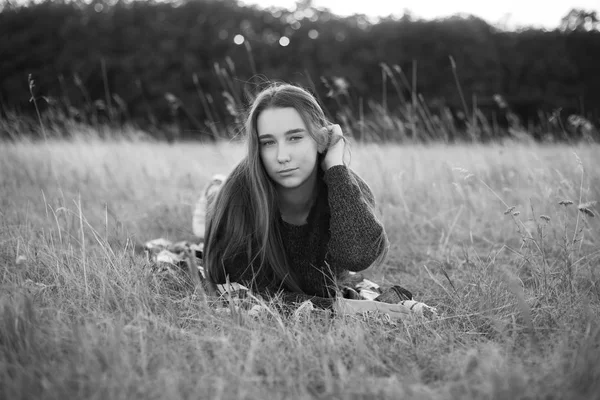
1, 0, 599, 142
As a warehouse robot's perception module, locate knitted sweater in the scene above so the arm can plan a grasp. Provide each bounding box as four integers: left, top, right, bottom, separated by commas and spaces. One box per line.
220, 165, 387, 309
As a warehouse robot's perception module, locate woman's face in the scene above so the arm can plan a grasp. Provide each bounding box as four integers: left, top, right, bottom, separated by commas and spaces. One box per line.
256, 107, 319, 190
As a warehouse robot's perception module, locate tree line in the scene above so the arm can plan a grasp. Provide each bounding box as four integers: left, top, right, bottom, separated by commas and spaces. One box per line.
1, 0, 599, 141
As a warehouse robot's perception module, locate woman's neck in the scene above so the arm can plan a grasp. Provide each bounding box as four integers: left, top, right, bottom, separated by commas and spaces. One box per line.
277, 169, 319, 224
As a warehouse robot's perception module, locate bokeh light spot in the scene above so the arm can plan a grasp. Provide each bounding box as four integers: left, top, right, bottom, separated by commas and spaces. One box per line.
308, 29, 319, 39
279, 36, 290, 46
233, 34, 245, 45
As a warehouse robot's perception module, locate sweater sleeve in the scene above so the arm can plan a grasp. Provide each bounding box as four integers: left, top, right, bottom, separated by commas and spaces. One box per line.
323, 165, 388, 271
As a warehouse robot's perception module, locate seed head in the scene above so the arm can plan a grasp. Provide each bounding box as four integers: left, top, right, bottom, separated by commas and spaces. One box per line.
164, 93, 182, 113
578, 201, 597, 218
333, 77, 349, 94
449, 55, 457, 70
322, 76, 350, 98
39, 96, 55, 105
222, 91, 238, 117
504, 206, 516, 215
573, 152, 583, 168
452, 167, 469, 174
73, 73, 83, 87
578, 207, 595, 218
559, 200, 573, 206
540, 215, 551, 223
548, 108, 562, 124
568, 115, 594, 131
493, 94, 508, 109
512, 211, 520, 216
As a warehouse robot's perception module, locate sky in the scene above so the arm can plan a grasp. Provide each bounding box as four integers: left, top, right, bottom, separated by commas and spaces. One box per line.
241, 0, 600, 29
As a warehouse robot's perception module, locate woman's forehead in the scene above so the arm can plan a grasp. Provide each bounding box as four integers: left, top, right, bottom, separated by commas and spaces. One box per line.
257, 107, 308, 136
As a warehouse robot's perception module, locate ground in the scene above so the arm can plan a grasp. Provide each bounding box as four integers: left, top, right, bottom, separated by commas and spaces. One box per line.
1, 136, 599, 399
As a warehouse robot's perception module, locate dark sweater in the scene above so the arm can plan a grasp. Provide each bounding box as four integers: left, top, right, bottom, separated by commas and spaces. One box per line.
222, 165, 387, 309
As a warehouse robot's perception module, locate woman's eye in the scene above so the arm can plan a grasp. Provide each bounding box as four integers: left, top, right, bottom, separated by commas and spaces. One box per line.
290, 136, 303, 141
261, 140, 275, 147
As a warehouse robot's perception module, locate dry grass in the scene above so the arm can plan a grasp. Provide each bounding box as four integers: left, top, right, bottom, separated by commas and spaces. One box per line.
1, 135, 599, 399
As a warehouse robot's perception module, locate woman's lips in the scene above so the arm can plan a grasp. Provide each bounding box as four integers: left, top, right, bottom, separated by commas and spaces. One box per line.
278, 168, 297, 175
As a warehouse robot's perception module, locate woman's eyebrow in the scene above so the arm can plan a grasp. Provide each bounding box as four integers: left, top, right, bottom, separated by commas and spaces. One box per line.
284, 128, 305, 134
259, 128, 305, 139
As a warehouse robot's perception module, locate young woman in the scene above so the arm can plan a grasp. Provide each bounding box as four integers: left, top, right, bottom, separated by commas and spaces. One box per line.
201, 83, 415, 319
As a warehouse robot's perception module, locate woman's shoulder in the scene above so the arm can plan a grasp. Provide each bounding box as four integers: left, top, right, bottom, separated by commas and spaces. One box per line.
325, 165, 373, 190
348, 167, 370, 185
323, 165, 376, 205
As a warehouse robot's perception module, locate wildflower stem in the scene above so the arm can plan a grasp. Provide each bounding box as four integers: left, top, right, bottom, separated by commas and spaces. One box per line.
572, 160, 584, 246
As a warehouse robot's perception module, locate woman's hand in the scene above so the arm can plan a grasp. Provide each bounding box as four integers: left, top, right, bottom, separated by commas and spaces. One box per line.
333, 298, 410, 319
320, 124, 345, 171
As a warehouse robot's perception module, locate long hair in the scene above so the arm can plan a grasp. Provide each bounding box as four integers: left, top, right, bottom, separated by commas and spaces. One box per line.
204, 83, 387, 293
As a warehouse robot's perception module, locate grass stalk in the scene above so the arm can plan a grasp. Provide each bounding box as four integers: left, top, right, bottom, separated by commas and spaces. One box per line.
411, 60, 418, 140
472, 92, 478, 139
77, 193, 89, 297
449, 56, 471, 131
381, 63, 407, 104
303, 69, 334, 122
192, 74, 220, 139
28, 74, 47, 141
101, 57, 113, 123
359, 96, 364, 141
381, 65, 387, 111
73, 72, 96, 125
244, 40, 257, 77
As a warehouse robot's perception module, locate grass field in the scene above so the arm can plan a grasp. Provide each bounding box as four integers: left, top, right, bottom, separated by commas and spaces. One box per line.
1, 135, 599, 399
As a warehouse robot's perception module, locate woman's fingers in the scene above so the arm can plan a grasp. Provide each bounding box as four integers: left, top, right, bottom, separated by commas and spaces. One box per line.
322, 124, 343, 137
328, 124, 343, 137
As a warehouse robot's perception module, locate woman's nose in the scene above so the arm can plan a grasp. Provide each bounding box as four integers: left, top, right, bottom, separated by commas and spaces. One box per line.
277, 144, 291, 163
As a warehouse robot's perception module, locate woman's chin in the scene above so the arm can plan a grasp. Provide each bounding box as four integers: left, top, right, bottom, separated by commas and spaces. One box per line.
276, 178, 302, 189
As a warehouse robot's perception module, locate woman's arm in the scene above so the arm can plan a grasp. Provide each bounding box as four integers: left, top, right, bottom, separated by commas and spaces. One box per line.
323, 165, 388, 271
211, 253, 336, 310
268, 289, 335, 309
213, 254, 412, 316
